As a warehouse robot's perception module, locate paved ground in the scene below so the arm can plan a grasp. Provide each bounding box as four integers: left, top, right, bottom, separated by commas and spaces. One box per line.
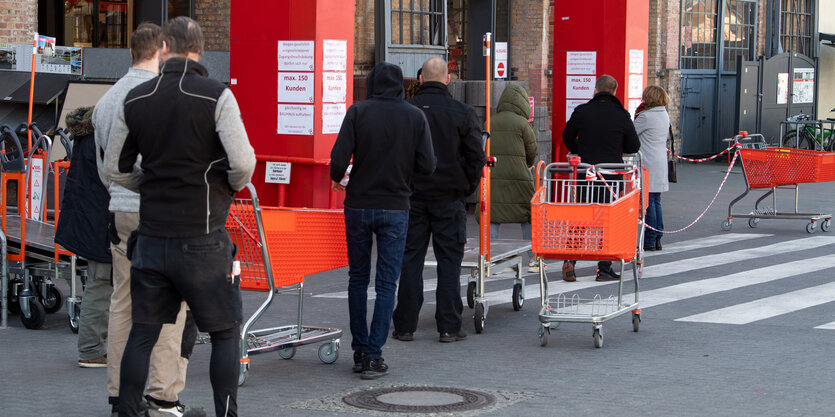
2, 157, 835, 416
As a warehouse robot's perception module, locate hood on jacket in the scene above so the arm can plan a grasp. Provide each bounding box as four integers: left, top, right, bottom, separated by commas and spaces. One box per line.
66, 106, 94, 138
366, 62, 405, 101
496, 83, 530, 119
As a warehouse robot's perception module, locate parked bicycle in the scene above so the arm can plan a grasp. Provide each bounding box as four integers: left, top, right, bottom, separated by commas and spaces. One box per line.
780, 109, 835, 151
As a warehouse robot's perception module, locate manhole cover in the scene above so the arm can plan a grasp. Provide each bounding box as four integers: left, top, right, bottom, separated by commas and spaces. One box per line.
343, 386, 496, 413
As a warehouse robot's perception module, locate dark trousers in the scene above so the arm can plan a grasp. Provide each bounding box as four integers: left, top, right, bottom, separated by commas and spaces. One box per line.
393, 199, 466, 334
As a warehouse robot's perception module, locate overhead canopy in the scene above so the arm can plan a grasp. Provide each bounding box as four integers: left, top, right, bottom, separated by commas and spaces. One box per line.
0, 72, 76, 105
822, 33, 835, 47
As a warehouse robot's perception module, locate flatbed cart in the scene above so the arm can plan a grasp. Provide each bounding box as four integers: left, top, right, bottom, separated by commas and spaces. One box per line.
1, 124, 83, 330
721, 133, 834, 233
531, 158, 644, 348
227, 183, 346, 386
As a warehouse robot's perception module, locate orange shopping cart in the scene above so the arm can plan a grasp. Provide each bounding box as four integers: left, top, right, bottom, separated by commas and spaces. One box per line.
227, 183, 347, 386
722, 133, 833, 233
531, 156, 644, 348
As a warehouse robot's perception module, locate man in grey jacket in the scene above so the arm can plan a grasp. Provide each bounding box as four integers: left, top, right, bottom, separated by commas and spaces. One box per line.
103, 17, 255, 417
92, 23, 200, 417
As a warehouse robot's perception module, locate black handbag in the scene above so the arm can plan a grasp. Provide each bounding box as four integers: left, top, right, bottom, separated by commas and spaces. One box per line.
667, 125, 677, 183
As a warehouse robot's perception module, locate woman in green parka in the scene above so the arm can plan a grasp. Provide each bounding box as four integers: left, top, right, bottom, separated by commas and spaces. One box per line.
486, 83, 539, 271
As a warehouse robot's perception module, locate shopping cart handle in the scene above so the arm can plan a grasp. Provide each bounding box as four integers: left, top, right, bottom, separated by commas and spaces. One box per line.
0, 124, 26, 173
55, 128, 73, 160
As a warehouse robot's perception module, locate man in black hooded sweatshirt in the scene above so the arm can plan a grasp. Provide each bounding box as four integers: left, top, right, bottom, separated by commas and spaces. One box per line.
330, 62, 436, 380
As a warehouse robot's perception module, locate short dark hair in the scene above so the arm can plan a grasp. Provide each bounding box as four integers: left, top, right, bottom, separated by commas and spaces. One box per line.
130, 22, 162, 64
595, 74, 618, 94
162, 16, 204, 56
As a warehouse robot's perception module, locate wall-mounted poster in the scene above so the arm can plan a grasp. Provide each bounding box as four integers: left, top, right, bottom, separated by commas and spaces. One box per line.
322, 103, 346, 134
566, 75, 595, 99
776, 73, 789, 104
792, 68, 814, 104
277, 104, 314, 135
566, 51, 596, 75
628, 49, 643, 74
265, 162, 291, 184
322, 72, 346, 103
322, 39, 347, 71
278, 72, 314, 103
278, 41, 314, 71
565, 99, 586, 120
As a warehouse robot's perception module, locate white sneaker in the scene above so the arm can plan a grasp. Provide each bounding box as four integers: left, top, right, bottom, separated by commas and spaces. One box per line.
527, 258, 546, 273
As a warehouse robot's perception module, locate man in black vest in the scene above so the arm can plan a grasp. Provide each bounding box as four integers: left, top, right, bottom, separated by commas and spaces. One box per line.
392, 57, 486, 343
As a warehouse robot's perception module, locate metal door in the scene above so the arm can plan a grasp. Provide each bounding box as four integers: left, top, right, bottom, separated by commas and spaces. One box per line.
736, 60, 761, 134
680, 75, 716, 155
760, 52, 816, 143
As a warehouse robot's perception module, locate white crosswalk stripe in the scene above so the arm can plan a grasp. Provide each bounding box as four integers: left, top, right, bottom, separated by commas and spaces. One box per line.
814, 322, 835, 330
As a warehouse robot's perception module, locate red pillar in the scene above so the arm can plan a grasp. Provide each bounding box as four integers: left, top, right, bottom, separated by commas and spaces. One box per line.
551, 0, 649, 163
230, 0, 355, 207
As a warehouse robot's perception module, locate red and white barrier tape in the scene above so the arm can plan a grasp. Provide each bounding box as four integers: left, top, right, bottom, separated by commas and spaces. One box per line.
668, 143, 737, 162
641, 148, 740, 234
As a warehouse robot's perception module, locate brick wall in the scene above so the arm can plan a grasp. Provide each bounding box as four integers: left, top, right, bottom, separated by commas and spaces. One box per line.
354, 0, 375, 75
194, 0, 230, 51
0, 0, 37, 44
646, 0, 682, 149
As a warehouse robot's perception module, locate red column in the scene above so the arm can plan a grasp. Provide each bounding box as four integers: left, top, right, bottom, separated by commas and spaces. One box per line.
551, 0, 649, 163
230, 0, 355, 207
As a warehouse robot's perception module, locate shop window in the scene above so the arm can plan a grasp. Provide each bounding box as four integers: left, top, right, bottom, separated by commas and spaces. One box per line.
681, 0, 757, 72
391, 0, 445, 46
681, 0, 719, 70
779, 0, 813, 56
64, 0, 133, 48
168, 0, 193, 19
722, 0, 756, 72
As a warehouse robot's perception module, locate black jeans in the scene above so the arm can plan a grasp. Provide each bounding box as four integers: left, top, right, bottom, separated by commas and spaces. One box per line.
393, 199, 466, 334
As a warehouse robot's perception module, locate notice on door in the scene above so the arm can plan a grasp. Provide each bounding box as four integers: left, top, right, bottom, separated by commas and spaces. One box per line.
322, 103, 347, 134
566, 75, 595, 99
278, 72, 314, 103
494, 42, 508, 79
322, 72, 346, 103
566, 51, 596, 75
793, 68, 815, 104
323, 39, 347, 71
277, 104, 314, 135
265, 162, 291, 184
278, 41, 314, 71
776, 73, 789, 104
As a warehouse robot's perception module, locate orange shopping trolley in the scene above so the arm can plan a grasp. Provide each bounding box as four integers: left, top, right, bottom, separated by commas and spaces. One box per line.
531, 156, 644, 348
227, 183, 347, 386
722, 133, 833, 233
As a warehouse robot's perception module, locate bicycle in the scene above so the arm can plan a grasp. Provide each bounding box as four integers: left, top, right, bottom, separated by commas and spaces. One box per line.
780, 108, 835, 151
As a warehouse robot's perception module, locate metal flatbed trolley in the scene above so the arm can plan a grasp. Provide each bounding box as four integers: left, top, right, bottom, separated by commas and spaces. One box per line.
227, 184, 346, 386
722, 133, 834, 233
531, 158, 644, 348
1, 124, 82, 330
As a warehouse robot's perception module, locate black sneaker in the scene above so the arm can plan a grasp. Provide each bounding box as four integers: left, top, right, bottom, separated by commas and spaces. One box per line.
360, 357, 388, 380
391, 331, 413, 341
352, 351, 365, 373
145, 397, 206, 417
439, 330, 467, 343
595, 268, 620, 282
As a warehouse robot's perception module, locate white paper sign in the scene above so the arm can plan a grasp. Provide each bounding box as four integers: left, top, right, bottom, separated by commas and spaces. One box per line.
494, 42, 508, 79
777, 73, 789, 104
565, 99, 586, 120
566, 51, 596, 75
322, 103, 347, 134
265, 162, 291, 184
628, 74, 643, 99
629, 49, 644, 74
628, 99, 642, 119
322, 39, 347, 71
566, 75, 595, 99
793, 68, 815, 104
322, 72, 346, 102
29, 158, 44, 221
278, 72, 314, 103
277, 104, 314, 135
278, 41, 315, 71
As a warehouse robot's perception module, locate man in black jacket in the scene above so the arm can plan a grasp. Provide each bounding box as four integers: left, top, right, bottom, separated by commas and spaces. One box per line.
391, 57, 485, 343
330, 62, 436, 380
103, 17, 255, 417
562, 74, 640, 282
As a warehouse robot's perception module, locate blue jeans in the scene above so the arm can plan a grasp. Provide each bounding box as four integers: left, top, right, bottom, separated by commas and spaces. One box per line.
645, 192, 664, 245
344, 207, 409, 359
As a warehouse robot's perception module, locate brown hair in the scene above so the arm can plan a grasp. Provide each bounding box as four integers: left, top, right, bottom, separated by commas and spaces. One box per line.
642, 85, 670, 107
130, 22, 162, 64
163, 16, 204, 56
595, 74, 618, 94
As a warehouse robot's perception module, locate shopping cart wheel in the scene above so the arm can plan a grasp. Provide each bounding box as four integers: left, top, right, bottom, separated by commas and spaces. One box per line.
474, 303, 485, 334
632, 313, 641, 332
537, 325, 549, 347
20, 299, 46, 330
41, 285, 63, 314
466, 281, 476, 309
592, 328, 603, 348
806, 222, 817, 234
748, 218, 759, 228
68, 303, 81, 334
721, 220, 732, 231
512, 283, 524, 311
278, 347, 296, 360
822, 219, 831, 232
318, 341, 339, 364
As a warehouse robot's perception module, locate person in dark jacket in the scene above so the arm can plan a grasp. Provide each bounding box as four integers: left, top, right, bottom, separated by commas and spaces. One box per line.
103, 17, 255, 417
391, 57, 486, 344
562, 74, 641, 282
55, 106, 112, 369
330, 61, 436, 380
